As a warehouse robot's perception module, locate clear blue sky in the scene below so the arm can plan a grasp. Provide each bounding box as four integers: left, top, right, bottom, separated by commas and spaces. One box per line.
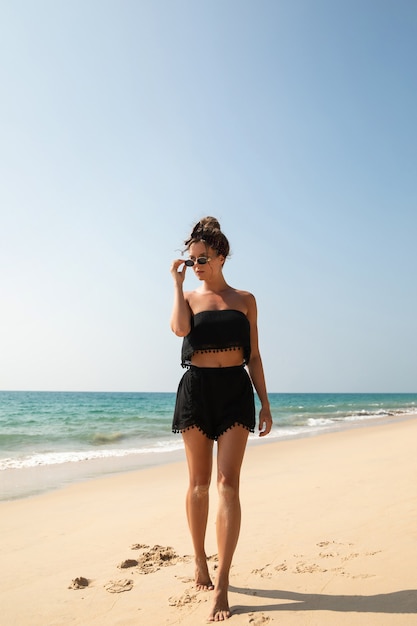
1, 0, 416, 392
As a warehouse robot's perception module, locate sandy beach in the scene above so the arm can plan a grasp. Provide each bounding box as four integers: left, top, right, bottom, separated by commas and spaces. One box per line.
1, 417, 416, 625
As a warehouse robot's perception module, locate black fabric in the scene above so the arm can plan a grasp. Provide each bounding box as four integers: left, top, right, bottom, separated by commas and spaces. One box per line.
172, 365, 255, 440
181, 309, 251, 367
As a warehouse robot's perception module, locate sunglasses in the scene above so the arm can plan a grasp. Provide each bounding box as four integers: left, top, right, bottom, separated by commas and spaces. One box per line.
184, 256, 210, 267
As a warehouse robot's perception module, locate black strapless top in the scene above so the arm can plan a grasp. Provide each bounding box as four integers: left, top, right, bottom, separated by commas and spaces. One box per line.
181, 310, 251, 367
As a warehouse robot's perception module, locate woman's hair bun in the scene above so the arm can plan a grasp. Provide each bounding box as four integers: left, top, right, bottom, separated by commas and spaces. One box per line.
200, 216, 221, 231
184, 216, 230, 258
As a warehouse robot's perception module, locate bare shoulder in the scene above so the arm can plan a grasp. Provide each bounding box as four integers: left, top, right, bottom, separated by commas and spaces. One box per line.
231, 289, 257, 316
238, 289, 255, 299
234, 288, 256, 305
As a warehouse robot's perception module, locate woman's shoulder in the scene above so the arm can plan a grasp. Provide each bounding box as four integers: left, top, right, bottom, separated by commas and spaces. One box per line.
234, 289, 256, 305
232, 289, 257, 320
184, 289, 198, 304
234, 287, 255, 298
224, 288, 256, 318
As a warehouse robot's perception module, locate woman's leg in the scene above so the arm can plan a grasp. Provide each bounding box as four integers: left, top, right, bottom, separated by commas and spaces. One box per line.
182, 427, 215, 590
209, 425, 249, 621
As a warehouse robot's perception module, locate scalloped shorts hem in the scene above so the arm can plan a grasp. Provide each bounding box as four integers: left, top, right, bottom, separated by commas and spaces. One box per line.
172, 422, 254, 441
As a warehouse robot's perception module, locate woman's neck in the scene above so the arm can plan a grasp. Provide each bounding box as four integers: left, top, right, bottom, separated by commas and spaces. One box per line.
199, 275, 229, 294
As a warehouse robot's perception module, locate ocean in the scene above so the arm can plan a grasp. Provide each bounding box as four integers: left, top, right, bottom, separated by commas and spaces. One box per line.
1, 391, 416, 501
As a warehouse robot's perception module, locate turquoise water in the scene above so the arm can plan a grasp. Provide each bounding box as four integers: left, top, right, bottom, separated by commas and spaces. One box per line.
1, 391, 416, 500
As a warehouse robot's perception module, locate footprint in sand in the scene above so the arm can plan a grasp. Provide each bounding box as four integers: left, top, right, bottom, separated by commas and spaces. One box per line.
248, 613, 270, 625
104, 579, 134, 593
342, 553, 360, 562
129, 544, 190, 574
294, 562, 327, 574
310, 541, 381, 578
319, 551, 339, 559
251, 565, 272, 578
251, 540, 382, 580
274, 562, 288, 572
168, 588, 202, 607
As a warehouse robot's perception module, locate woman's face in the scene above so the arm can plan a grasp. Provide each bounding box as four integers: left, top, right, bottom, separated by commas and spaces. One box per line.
187, 242, 223, 280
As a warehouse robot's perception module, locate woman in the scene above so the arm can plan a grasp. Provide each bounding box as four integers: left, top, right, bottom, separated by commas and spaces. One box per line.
170, 217, 272, 622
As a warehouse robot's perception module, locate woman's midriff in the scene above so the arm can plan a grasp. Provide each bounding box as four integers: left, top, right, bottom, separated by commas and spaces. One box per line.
190, 347, 245, 368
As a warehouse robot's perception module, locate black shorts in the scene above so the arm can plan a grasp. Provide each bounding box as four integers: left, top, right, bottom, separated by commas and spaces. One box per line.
172, 365, 256, 441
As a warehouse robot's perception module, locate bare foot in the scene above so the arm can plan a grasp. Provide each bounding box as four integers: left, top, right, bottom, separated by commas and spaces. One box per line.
195, 556, 214, 591
208, 587, 230, 621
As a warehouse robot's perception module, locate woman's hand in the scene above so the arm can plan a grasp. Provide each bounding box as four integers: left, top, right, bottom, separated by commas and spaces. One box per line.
170, 259, 192, 335
170, 259, 187, 287
258, 406, 273, 437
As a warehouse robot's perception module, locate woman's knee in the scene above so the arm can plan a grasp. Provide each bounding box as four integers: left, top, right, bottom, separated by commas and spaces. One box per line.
216, 473, 239, 500
188, 482, 210, 501
188, 472, 211, 492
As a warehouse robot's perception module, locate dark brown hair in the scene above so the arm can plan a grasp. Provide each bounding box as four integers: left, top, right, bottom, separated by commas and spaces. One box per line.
184, 217, 230, 258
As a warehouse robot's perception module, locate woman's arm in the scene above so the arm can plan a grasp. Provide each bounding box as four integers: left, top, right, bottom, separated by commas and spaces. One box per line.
246, 293, 273, 437
170, 259, 192, 336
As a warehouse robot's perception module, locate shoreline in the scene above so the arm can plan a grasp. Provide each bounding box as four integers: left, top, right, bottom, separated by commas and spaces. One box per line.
1, 416, 417, 625
2, 411, 417, 503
